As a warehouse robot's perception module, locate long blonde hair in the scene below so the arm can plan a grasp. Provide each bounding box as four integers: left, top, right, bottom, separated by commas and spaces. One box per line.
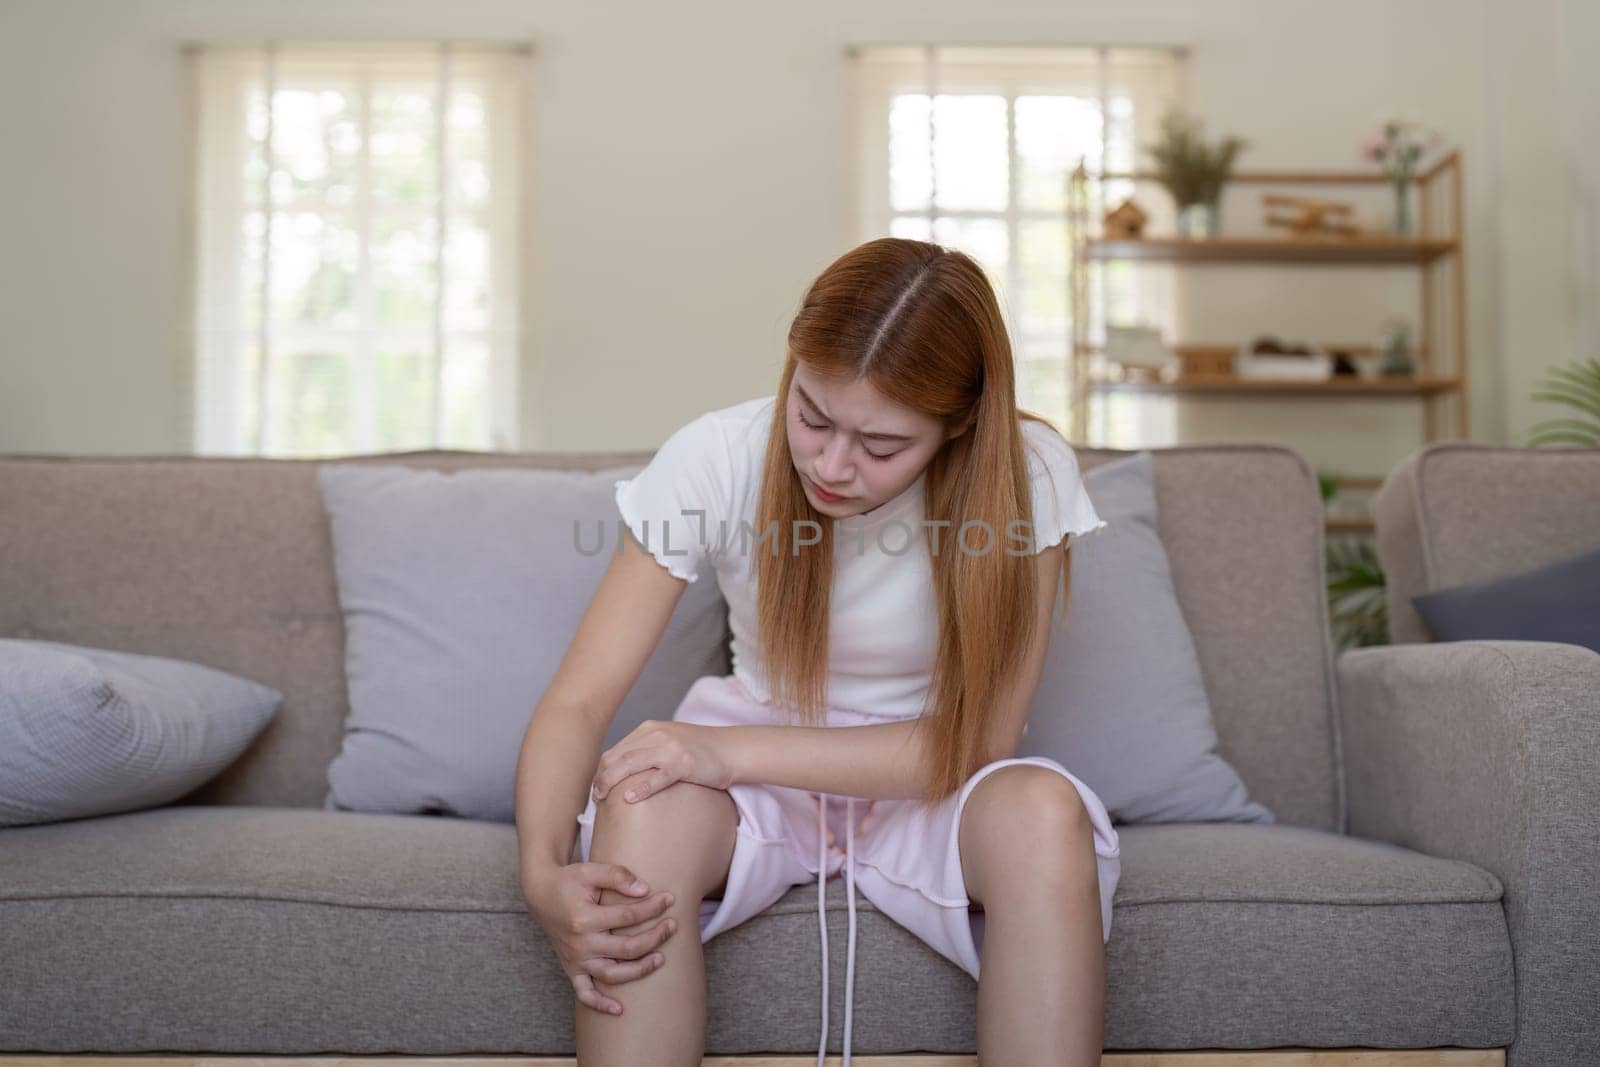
754, 237, 1070, 811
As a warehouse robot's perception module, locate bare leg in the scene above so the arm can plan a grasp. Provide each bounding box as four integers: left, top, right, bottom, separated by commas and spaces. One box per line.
574, 772, 739, 1067
959, 766, 1106, 1066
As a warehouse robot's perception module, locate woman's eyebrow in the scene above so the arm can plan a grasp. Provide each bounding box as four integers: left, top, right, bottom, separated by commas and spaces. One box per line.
795, 383, 917, 442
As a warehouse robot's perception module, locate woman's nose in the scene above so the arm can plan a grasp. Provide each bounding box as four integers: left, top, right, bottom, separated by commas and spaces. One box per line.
815, 437, 854, 483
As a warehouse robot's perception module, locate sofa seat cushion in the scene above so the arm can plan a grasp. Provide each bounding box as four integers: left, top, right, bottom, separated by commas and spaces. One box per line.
0, 808, 1512, 1055
1102, 822, 1513, 1049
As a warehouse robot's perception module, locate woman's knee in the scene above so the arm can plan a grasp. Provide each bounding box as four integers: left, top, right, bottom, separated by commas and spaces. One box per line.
594, 773, 736, 828
591, 774, 738, 891
961, 765, 1095, 901
968, 764, 1091, 836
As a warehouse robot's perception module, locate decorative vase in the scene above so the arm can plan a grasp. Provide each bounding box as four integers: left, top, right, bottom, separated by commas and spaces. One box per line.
1177, 201, 1220, 239
1390, 176, 1413, 237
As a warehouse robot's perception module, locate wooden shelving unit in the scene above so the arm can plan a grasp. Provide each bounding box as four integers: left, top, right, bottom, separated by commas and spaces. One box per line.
1066, 152, 1469, 533
1089, 374, 1462, 397
1324, 475, 1386, 532
1084, 235, 1458, 265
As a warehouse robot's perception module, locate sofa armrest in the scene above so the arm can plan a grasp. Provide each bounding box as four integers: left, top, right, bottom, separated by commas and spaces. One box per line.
1337, 639, 1600, 1066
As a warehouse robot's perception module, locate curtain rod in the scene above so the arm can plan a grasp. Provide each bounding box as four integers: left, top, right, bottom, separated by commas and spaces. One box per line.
179, 39, 534, 56
841, 42, 1188, 58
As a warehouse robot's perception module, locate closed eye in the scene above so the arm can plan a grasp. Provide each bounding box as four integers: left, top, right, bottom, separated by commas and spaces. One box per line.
796, 411, 898, 461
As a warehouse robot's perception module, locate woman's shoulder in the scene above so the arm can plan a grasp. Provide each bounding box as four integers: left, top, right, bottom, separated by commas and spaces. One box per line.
653, 395, 774, 465
715, 393, 778, 420
705, 394, 778, 434
640, 396, 775, 523
1018, 415, 1080, 480
616, 396, 777, 580
1017, 414, 1104, 550
698, 394, 777, 469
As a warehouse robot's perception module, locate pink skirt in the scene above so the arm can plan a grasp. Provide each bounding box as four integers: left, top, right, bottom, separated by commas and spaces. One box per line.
575, 672, 1121, 982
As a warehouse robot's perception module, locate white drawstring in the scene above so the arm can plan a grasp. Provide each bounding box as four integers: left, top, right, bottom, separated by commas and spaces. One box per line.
816, 792, 828, 1067
816, 792, 858, 1067
844, 795, 857, 1063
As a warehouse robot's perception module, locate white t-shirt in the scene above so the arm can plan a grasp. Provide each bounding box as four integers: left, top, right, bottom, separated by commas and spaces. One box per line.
613, 394, 1106, 720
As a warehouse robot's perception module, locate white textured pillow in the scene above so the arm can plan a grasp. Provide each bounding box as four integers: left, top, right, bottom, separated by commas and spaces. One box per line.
0, 640, 281, 827
316, 464, 732, 823
1017, 451, 1274, 825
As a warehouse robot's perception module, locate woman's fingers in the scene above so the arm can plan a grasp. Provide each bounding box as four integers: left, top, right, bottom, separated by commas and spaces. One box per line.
571, 972, 623, 1016
597, 913, 679, 960
595, 747, 669, 801
588, 951, 667, 985
623, 770, 677, 802
592, 888, 676, 931
592, 752, 637, 800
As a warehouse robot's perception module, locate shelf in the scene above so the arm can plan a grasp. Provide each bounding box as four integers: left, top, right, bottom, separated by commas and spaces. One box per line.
1066, 152, 1469, 450
1326, 516, 1376, 532
1087, 374, 1462, 397
1084, 235, 1458, 265
1079, 341, 1391, 356
1072, 154, 1463, 187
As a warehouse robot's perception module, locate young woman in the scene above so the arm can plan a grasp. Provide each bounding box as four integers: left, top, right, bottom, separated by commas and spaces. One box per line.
516, 237, 1120, 1066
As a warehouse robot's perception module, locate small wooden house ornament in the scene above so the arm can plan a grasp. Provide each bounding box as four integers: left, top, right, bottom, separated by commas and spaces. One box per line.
1103, 198, 1149, 238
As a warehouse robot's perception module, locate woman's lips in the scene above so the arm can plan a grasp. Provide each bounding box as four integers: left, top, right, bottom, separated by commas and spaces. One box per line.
806, 475, 852, 502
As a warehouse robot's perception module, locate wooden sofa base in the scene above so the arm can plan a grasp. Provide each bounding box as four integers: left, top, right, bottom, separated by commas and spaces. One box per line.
0, 1051, 1507, 1065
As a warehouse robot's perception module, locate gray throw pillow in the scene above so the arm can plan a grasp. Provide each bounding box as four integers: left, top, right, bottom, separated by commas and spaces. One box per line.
1018, 450, 1274, 825
316, 464, 732, 823
0, 639, 281, 827
1412, 544, 1600, 653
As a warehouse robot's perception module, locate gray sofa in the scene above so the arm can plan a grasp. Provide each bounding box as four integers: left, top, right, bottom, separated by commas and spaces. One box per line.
0, 441, 1593, 1064
1359, 442, 1600, 1067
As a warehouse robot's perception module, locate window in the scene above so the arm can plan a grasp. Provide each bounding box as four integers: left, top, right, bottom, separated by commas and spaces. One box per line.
187, 41, 527, 456
848, 45, 1184, 443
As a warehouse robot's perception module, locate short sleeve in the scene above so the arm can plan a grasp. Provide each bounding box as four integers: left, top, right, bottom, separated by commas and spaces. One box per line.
614, 411, 735, 583
1022, 422, 1107, 553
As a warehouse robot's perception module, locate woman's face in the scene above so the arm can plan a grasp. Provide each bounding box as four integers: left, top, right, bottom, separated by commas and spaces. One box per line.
785, 363, 957, 518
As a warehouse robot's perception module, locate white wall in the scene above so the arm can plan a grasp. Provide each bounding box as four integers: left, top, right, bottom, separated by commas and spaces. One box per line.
0, 0, 1587, 463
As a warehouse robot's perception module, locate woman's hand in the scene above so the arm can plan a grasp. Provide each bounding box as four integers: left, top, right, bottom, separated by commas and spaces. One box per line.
522, 860, 680, 1018
591, 721, 736, 805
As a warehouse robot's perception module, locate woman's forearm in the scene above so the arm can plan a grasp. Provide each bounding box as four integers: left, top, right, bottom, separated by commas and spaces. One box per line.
724, 718, 937, 800
514, 697, 609, 875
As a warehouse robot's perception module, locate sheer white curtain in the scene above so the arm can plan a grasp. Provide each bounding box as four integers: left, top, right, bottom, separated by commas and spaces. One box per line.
187, 41, 527, 456
847, 44, 1184, 443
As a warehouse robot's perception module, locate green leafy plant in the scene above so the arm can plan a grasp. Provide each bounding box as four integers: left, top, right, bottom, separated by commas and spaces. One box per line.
1145, 110, 1248, 210
1525, 356, 1600, 446
1327, 536, 1389, 651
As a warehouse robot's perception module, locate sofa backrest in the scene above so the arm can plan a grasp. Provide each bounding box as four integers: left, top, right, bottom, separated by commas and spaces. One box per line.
1375, 443, 1600, 644
0, 443, 1341, 831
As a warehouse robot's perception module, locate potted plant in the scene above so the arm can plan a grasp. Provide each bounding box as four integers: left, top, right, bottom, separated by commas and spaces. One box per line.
1360, 116, 1442, 236
1525, 355, 1600, 446
1327, 535, 1390, 650
1145, 110, 1248, 238
1377, 317, 1417, 377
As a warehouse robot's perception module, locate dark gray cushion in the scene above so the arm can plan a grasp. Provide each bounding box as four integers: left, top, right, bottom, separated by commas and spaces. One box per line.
0, 640, 281, 827
1411, 544, 1600, 652
1019, 451, 1273, 825
316, 464, 732, 823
